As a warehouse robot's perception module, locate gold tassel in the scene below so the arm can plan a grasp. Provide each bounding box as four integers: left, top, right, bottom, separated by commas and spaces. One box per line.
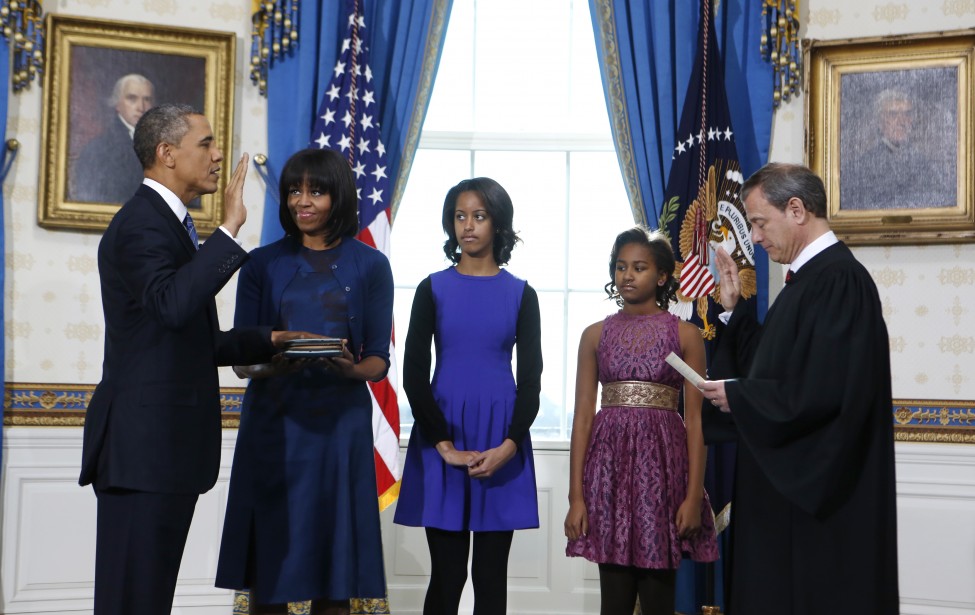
1, 0, 44, 92
250, 0, 299, 96
760, 0, 801, 106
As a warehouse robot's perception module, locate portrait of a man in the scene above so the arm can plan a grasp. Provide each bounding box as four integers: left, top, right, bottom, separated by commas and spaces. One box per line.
65, 46, 205, 206
838, 67, 957, 211
68, 74, 155, 203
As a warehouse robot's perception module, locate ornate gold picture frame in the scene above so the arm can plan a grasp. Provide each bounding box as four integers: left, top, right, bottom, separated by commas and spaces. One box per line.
38, 15, 236, 236
805, 30, 975, 245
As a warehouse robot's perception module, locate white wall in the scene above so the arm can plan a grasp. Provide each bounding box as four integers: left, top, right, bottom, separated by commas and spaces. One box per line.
2, 0, 974, 614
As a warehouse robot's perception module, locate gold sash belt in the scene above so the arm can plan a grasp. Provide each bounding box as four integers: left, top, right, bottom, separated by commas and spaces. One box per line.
601, 380, 679, 411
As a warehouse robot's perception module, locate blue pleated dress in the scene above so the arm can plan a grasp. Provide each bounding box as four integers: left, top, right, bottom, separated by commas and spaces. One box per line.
394, 268, 539, 531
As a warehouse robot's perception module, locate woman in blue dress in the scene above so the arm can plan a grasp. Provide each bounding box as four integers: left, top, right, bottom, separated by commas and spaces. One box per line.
394, 177, 543, 615
215, 149, 393, 615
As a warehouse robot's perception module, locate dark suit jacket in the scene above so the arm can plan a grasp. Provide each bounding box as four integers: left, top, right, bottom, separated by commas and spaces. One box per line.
80, 184, 275, 494
69, 117, 145, 204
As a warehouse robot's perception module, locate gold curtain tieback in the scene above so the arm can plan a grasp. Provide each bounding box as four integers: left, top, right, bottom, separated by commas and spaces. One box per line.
601, 381, 679, 411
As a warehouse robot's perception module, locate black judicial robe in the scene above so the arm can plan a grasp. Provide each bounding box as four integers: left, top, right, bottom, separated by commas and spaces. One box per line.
716, 242, 899, 615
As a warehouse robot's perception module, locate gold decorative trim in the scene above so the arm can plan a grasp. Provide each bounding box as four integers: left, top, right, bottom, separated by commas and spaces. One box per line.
4, 382, 247, 428
6, 385, 973, 444
390, 0, 450, 222
601, 380, 679, 410
591, 0, 647, 226
893, 399, 975, 444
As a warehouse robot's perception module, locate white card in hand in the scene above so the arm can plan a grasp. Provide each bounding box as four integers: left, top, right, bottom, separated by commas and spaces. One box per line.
665, 352, 705, 387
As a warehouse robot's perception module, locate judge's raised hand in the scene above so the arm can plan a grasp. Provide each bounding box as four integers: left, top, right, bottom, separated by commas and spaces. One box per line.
221, 152, 250, 237
715, 246, 741, 312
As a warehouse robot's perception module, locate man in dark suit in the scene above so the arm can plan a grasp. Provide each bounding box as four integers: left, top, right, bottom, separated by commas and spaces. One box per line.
79, 103, 303, 615
70, 74, 155, 203
700, 163, 898, 615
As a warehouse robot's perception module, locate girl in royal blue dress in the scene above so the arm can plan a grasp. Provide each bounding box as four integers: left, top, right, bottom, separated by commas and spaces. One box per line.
394, 177, 543, 615
215, 149, 393, 615
564, 227, 718, 615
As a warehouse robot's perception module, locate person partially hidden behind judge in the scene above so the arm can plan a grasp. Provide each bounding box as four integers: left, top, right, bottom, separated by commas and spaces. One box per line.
79, 103, 309, 615
699, 163, 899, 615
70, 73, 155, 204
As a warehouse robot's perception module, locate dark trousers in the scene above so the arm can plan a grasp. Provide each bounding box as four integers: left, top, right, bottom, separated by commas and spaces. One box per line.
93, 487, 198, 615
423, 527, 514, 615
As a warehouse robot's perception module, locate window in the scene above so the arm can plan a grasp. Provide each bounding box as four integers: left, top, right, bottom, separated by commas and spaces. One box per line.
391, 0, 634, 442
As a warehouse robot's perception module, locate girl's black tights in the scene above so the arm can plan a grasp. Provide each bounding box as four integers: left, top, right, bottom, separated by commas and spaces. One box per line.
597, 563, 676, 615
424, 527, 514, 615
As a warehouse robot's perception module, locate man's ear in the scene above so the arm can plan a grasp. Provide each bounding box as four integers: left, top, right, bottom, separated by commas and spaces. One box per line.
155, 142, 175, 169
786, 196, 809, 223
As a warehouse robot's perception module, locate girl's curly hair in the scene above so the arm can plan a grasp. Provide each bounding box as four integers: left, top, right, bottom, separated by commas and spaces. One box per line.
604, 226, 679, 310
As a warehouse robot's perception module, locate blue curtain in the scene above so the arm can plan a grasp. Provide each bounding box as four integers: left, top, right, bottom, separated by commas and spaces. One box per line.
261, 0, 453, 244
588, 0, 773, 226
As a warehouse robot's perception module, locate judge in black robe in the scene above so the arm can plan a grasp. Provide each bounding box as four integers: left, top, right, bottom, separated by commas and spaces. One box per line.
700, 163, 899, 615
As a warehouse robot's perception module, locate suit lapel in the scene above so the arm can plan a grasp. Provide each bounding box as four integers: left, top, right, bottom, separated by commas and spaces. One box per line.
137, 184, 197, 257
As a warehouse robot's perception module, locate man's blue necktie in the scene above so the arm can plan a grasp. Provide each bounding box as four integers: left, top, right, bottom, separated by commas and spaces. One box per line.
182, 212, 199, 250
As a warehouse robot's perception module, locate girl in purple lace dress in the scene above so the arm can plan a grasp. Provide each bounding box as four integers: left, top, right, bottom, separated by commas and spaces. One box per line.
564, 227, 717, 615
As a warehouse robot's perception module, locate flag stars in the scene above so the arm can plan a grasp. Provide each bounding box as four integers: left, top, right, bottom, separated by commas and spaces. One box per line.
357, 137, 371, 155
376, 140, 386, 157
368, 187, 383, 205
321, 109, 335, 126
314, 133, 330, 149
362, 90, 375, 108
675, 140, 687, 155
326, 84, 341, 101
361, 114, 374, 130
708, 127, 717, 140
333, 61, 346, 78
352, 161, 366, 179
345, 86, 358, 103
364, 66, 373, 83
341, 38, 351, 52
686, 133, 695, 149
371, 165, 387, 182
338, 134, 352, 152
724, 127, 733, 140
341, 111, 353, 128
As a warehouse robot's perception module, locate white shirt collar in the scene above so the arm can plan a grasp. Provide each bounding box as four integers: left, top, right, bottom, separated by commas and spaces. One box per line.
118, 114, 137, 139
789, 230, 838, 273
142, 178, 189, 224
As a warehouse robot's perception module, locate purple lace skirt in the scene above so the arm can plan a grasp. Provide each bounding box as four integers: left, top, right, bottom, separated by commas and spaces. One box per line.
566, 405, 718, 568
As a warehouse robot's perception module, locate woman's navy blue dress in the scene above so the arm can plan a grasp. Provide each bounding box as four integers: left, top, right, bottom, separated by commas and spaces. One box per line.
216, 238, 392, 604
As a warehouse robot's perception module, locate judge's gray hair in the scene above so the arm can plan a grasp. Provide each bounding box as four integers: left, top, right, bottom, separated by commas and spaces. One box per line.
132, 104, 200, 170
741, 162, 827, 218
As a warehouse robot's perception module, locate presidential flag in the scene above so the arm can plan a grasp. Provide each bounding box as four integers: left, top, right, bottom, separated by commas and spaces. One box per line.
309, 0, 401, 511
660, 1, 755, 611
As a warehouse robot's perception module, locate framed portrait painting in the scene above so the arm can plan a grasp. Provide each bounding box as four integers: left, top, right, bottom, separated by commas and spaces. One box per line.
805, 30, 975, 245
38, 15, 236, 236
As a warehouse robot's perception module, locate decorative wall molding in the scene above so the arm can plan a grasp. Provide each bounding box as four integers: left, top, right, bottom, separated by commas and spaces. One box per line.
6, 384, 974, 443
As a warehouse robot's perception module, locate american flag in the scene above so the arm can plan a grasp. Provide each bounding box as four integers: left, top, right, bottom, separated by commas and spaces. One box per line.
309, 0, 401, 510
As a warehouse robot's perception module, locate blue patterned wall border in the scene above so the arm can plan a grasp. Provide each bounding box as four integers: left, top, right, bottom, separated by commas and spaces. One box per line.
892, 399, 975, 444
3, 384, 973, 442
3, 383, 246, 427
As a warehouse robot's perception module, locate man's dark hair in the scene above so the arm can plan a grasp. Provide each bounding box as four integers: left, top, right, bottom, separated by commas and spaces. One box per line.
133, 104, 198, 170
741, 162, 828, 218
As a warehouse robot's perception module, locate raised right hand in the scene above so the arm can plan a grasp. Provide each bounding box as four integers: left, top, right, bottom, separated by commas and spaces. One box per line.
715, 246, 741, 311
221, 153, 249, 236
